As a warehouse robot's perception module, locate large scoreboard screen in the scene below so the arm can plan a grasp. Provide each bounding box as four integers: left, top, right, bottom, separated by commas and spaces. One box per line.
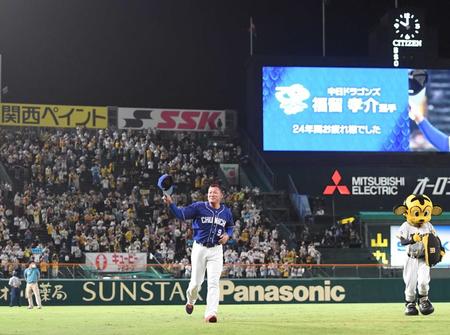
262, 66, 449, 152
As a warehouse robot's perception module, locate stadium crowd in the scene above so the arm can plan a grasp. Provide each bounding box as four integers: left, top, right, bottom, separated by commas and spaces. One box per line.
0, 128, 322, 279
306, 196, 363, 248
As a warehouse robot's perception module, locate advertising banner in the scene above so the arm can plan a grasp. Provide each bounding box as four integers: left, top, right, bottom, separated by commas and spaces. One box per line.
85, 253, 147, 272
1, 278, 450, 305
390, 225, 450, 267
287, 166, 450, 212
220, 164, 239, 186
368, 225, 392, 265
0, 103, 108, 128
118, 108, 225, 131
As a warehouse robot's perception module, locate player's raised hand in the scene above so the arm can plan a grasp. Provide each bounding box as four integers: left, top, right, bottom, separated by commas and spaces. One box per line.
218, 233, 229, 245
163, 194, 173, 205
408, 104, 425, 124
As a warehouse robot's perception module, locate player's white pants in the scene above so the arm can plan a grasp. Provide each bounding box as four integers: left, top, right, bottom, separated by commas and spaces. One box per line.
25, 282, 42, 307
187, 241, 223, 318
403, 256, 430, 302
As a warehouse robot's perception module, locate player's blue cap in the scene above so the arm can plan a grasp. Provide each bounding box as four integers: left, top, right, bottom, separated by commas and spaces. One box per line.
157, 174, 174, 195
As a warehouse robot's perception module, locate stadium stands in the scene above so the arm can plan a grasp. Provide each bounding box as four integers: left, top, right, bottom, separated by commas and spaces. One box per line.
0, 127, 307, 279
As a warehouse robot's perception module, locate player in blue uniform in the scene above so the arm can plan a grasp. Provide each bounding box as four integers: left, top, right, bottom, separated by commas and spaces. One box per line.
163, 183, 233, 323
408, 69, 450, 152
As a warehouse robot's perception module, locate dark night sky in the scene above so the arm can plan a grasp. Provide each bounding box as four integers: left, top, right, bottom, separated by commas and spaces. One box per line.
0, 0, 449, 111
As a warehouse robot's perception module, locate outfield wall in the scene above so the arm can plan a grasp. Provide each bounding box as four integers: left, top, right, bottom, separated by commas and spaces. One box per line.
1, 279, 449, 305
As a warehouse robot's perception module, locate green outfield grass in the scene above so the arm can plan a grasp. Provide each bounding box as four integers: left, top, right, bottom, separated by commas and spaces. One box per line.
0, 303, 449, 335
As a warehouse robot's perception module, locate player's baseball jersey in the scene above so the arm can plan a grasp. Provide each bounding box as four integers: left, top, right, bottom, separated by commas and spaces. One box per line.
396, 221, 436, 255
169, 202, 234, 246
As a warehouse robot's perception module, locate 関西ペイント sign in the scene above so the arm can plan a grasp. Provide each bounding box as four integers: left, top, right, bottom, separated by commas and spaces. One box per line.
0, 103, 108, 128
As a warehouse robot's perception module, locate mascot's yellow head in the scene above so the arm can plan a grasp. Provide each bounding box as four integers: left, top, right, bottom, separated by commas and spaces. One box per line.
393, 194, 442, 227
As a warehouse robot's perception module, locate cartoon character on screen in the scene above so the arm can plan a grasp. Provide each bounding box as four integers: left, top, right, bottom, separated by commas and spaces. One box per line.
394, 194, 445, 316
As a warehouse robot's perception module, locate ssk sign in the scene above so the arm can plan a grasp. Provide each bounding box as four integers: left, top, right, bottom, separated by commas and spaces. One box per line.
118, 108, 226, 131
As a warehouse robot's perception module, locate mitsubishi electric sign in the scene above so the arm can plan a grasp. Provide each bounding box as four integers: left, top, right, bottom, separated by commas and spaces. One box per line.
322, 170, 405, 196
351, 176, 405, 195
290, 167, 450, 212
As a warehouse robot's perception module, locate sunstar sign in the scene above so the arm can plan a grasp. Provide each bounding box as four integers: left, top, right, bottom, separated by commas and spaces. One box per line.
323, 170, 405, 196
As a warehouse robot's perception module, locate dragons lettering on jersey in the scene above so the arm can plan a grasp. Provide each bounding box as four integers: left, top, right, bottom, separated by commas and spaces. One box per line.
201, 216, 227, 227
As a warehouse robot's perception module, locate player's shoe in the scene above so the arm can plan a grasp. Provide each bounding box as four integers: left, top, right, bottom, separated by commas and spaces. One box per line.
418, 299, 434, 315
205, 315, 217, 323
185, 303, 194, 315
404, 302, 419, 316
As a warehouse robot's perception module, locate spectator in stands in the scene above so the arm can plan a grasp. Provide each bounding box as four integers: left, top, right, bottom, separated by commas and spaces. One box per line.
51, 254, 59, 278
308, 243, 321, 264
40, 259, 49, 279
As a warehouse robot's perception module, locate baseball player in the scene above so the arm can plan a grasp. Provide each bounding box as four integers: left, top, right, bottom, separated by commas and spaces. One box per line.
394, 194, 443, 316
407, 69, 450, 152
163, 183, 233, 323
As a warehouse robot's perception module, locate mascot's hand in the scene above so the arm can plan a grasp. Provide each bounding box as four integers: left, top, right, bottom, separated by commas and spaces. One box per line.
412, 233, 422, 243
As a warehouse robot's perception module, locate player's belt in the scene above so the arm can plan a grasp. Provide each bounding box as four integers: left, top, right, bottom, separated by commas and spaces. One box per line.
196, 241, 218, 248
407, 253, 425, 259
